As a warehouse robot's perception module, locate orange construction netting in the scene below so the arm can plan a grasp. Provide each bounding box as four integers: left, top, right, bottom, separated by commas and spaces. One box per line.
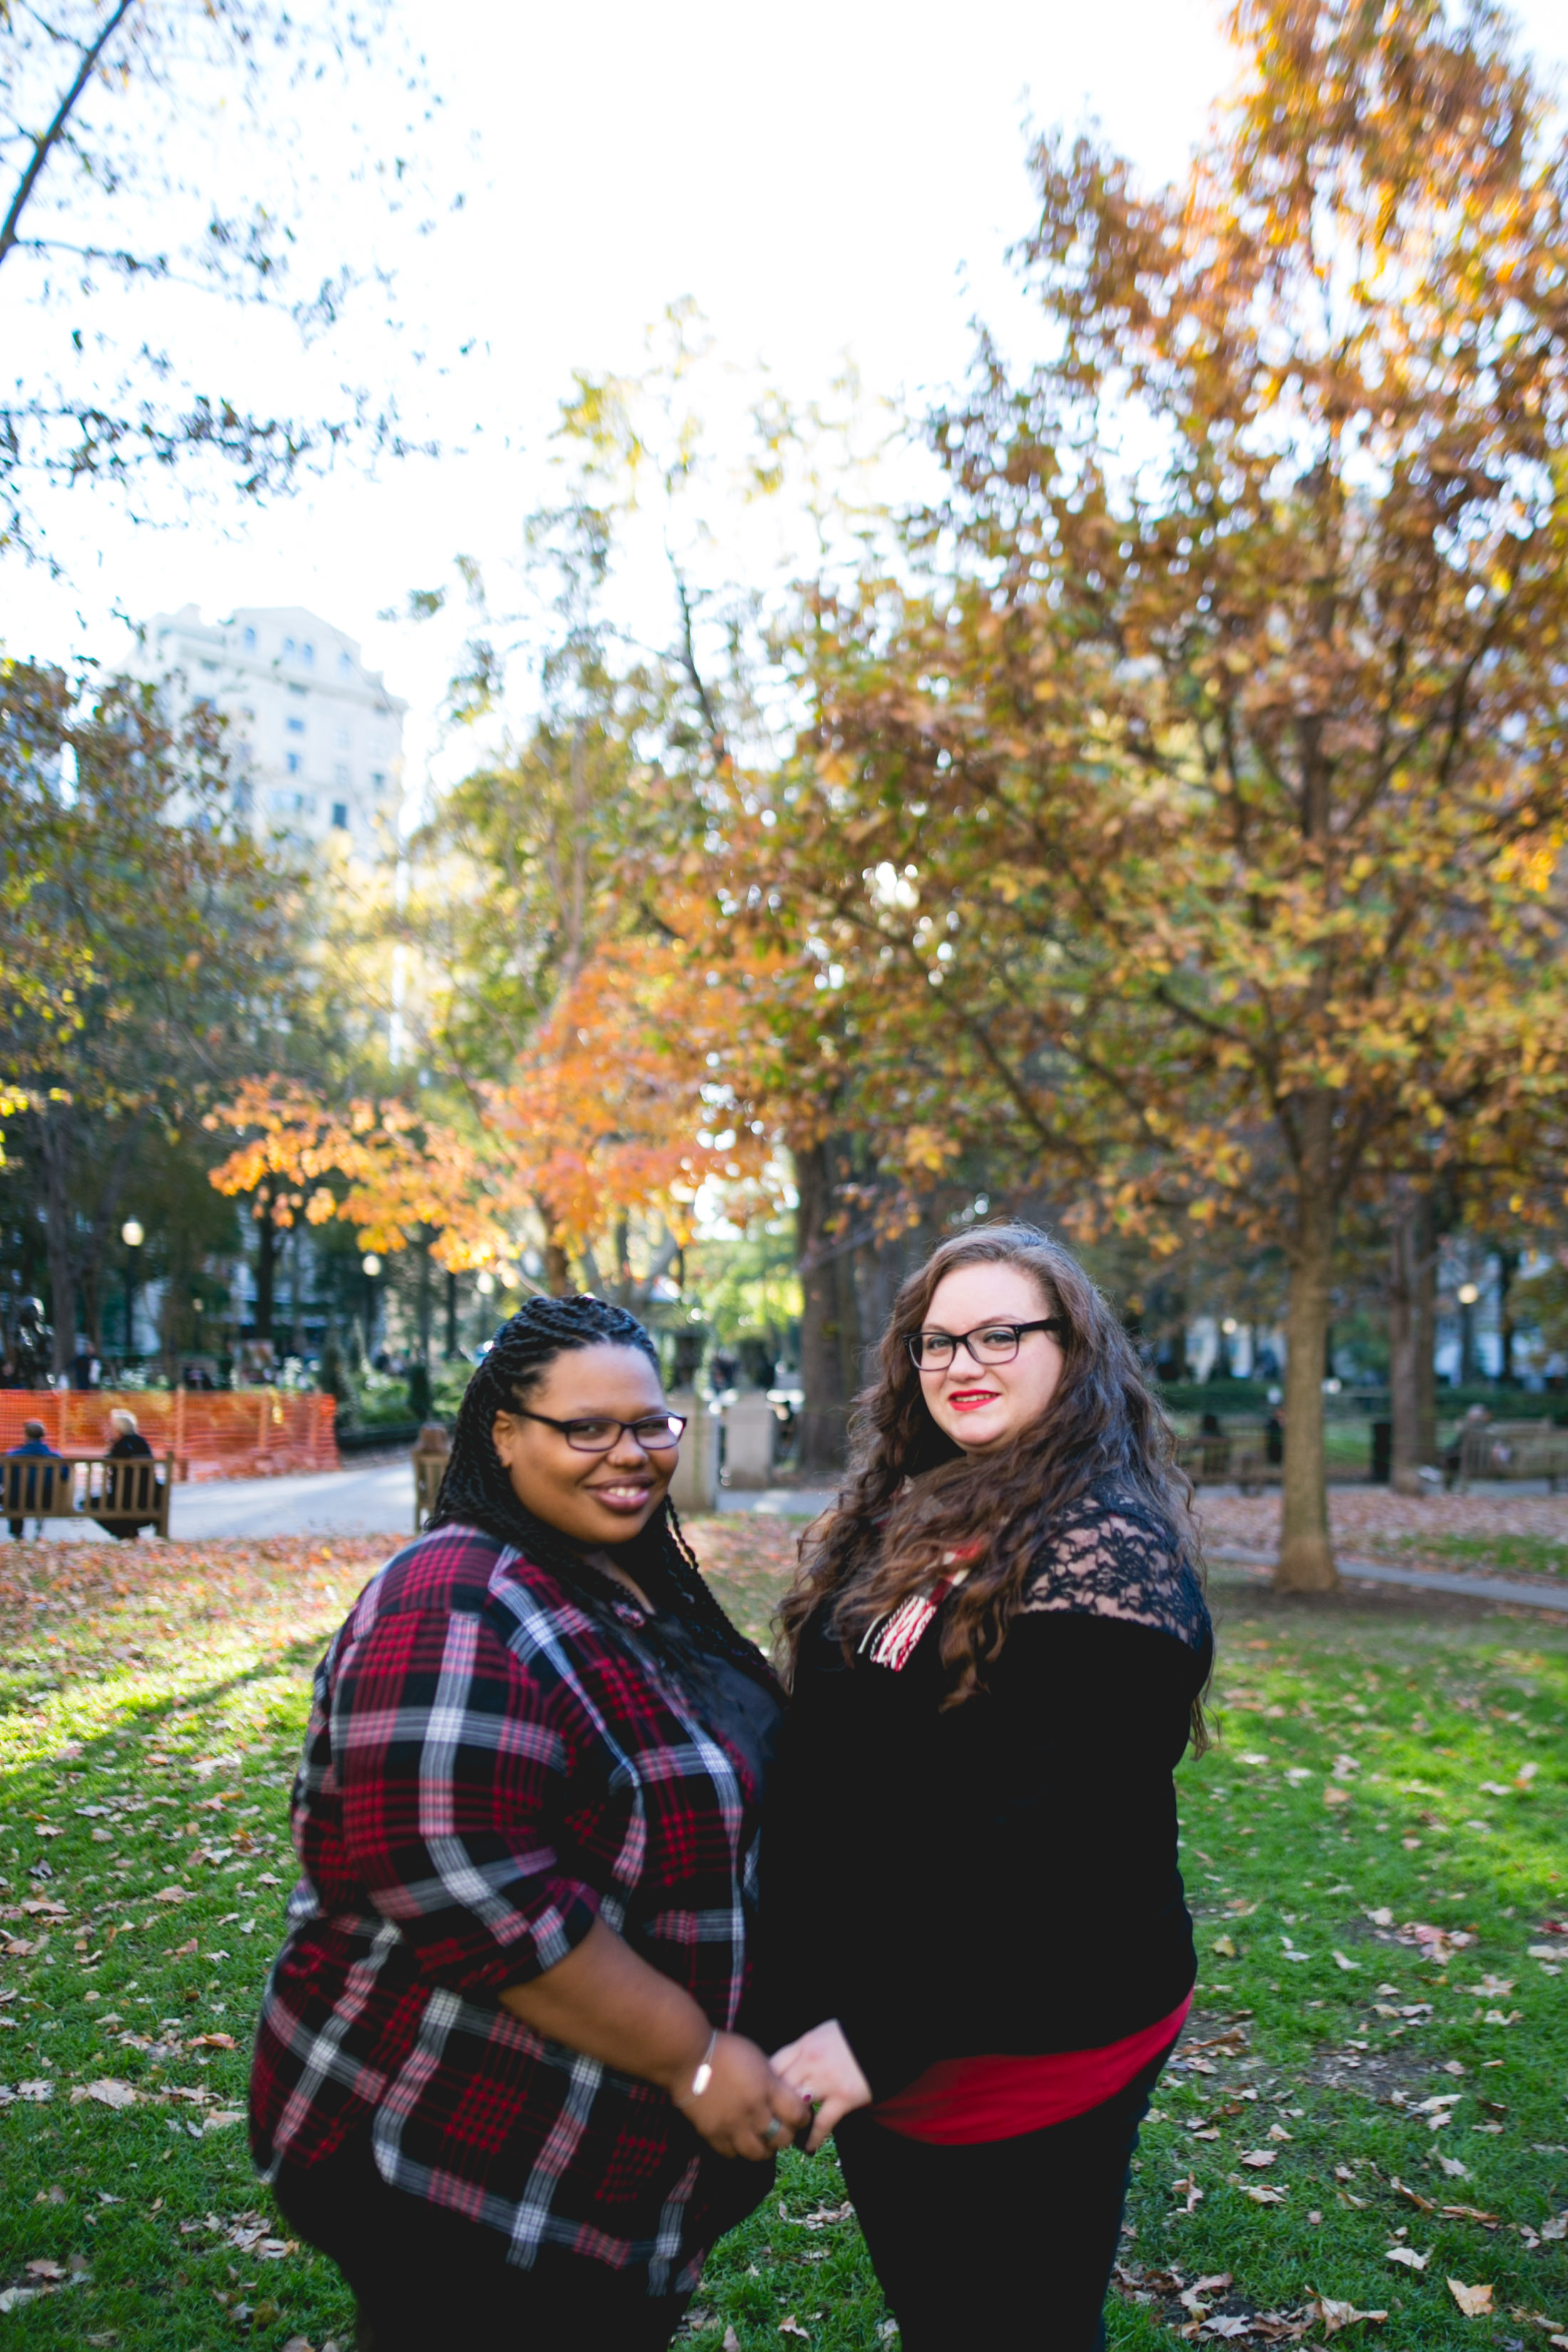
0, 1389, 340, 1482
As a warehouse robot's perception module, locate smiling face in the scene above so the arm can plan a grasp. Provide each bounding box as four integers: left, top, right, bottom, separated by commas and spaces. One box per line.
490, 1342, 677, 1549
916, 1260, 1067, 1455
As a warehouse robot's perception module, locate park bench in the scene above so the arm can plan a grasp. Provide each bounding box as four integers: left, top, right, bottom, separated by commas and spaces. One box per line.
1, 1452, 172, 1538
1450, 1418, 1568, 1490
1174, 1423, 1281, 1494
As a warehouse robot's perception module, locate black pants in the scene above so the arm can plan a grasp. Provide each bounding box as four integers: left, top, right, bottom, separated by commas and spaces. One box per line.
835, 2050, 1170, 2352
273, 2126, 692, 2352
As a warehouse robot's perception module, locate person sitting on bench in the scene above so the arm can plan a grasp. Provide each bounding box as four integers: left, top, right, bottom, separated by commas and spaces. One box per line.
7, 1420, 63, 1539
98, 1408, 160, 1540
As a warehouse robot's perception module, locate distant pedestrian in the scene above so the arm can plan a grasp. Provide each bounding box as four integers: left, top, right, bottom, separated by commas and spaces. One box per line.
763, 1222, 1214, 2352
7, 1419, 63, 1539
96, 1408, 159, 1540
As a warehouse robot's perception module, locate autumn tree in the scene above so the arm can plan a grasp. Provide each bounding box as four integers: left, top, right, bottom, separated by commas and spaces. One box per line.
715, 0, 1568, 1584
0, 655, 309, 1367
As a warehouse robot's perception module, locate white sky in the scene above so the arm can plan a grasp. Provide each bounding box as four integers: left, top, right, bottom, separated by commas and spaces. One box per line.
5, 0, 1566, 801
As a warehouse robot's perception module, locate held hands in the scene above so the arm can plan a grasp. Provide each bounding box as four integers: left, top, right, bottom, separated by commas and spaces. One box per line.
769, 2019, 873, 2154
669, 2030, 812, 2162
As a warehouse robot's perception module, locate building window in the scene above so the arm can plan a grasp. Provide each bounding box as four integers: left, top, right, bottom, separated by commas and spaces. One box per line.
370, 769, 386, 793
285, 751, 301, 775
286, 715, 305, 734
331, 803, 350, 830
334, 762, 351, 786
242, 626, 257, 651
301, 642, 314, 666
283, 636, 294, 659
339, 651, 354, 676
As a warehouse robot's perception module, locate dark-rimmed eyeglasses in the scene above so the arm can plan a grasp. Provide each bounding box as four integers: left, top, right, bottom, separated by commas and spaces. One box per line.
512, 1408, 688, 1453
907, 1319, 1067, 1371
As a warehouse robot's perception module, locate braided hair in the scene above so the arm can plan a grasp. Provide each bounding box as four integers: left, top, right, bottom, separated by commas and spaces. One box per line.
429, 1293, 775, 1693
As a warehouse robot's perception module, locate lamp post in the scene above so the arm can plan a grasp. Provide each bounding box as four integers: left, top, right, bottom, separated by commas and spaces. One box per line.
120, 1220, 145, 1366
361, 1254, 381, 1357
1457, 1281, 1480, 1386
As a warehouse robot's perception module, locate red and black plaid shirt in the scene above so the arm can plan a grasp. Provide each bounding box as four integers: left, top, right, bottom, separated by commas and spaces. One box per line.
249, 1524, 768, 2294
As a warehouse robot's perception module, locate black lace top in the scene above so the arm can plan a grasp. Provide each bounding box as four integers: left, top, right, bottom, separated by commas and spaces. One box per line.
758, 1482, 1213, 2100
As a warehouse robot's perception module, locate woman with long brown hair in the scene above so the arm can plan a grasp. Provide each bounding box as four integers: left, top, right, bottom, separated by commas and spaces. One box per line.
763, 1224, 1212, 2351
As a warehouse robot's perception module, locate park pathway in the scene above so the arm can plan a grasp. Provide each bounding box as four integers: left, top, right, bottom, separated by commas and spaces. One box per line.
20, 1463, 841, 1543
1209, 1544, 1568, 1614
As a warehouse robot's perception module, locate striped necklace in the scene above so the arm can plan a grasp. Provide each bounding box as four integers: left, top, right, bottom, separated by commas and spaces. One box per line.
860, 1549, 978, 1672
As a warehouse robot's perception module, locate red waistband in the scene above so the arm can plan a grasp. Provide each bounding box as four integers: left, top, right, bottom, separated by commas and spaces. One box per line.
869, 1993, 1192, 2145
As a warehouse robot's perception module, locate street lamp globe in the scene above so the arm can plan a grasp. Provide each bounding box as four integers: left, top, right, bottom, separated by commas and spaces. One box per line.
1457, 1282, 1480, 1306
361, 1253, 382, 1278
475, 1271, 495, 1296
121, 1219, 145, 1249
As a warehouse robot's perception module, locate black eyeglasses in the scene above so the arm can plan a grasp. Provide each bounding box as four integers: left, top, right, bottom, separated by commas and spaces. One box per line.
512, 1408, 687, 1454
907, 1319, 1067, 1371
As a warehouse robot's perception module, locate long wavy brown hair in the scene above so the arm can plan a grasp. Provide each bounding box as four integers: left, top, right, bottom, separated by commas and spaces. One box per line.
778, 1223, 1204, 1722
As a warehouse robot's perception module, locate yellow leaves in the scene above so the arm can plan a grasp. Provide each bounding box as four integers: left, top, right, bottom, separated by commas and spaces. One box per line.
900, 1125, 961, 1177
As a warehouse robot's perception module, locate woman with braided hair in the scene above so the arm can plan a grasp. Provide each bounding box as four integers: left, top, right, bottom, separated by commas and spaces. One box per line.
251, 1294, 807, 2351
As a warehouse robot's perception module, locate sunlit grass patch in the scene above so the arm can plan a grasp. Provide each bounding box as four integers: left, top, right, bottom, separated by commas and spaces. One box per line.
1, 1538, 1564, 2349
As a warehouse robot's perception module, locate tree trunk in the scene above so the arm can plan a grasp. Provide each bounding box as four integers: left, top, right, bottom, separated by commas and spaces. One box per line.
543, 1237, 572, 1296
254, 1185, 277, 1341
1388, 1178, 1435, 1494
416, 1237, 433, 1366
1278, 1128, 1340, 1593
1498, 1247, 1519, 1385
1415, 1233, 1438, 1469
445, 1268, 458, 1358
39, 1104, 76, 1374
795, 1135, 857, 1475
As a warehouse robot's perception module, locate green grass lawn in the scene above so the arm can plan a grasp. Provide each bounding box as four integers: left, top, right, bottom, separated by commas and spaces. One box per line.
1, 1532, 1564, 2349
1381, 1533, 1568, 1583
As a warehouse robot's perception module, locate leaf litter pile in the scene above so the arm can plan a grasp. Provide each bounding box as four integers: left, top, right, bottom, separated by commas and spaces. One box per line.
1, 1528, 1565, 2349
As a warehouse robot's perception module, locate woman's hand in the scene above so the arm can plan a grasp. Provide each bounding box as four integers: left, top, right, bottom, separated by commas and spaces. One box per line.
668, 2031, 812, 2162
500, 1921, 804, 2160
770, 2018, 872, 2152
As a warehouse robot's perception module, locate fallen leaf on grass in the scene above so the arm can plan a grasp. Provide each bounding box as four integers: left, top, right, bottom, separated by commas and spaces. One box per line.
0, 2289, 38, 2313
1448, 2280, 1494, 2318
780, 2323, 810, 2343
723, 2332, 741, 2352
71, 2079, 138, 2109
1539, 2213, 1567, 2243
1244, 2185, 1287, 2204
1311, 2296, 1386, 2336
1385, 2247, 1429, 2271
188, 2033, 236, 2051
1332, 1951, 1361, 1972
1240, 2150, 1277, 2168
1212, 1934, 1238, 1958
202, 2110, 244, 2131
25, 2259, 66, 2279
11, 2078, 53, 2101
